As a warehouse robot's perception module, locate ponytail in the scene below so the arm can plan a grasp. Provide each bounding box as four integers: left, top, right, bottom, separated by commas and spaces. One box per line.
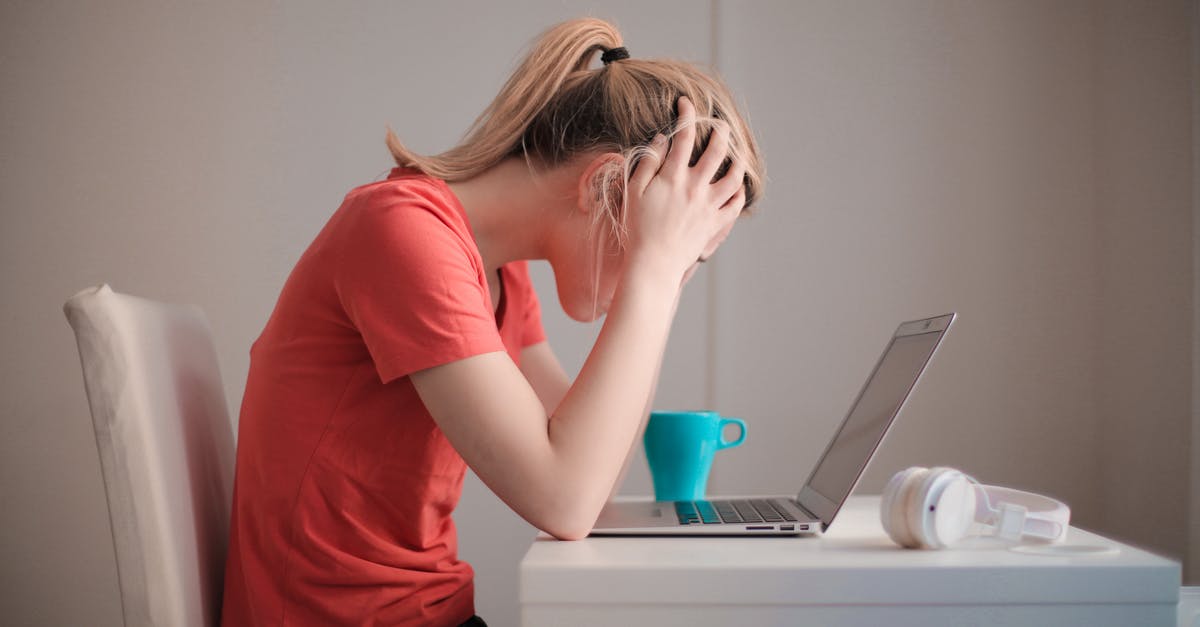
386, 19, 622, 181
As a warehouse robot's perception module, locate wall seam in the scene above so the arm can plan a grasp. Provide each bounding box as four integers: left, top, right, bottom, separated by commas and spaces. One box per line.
1088, 0, 1110, 550
703, 0, 724, 491
1190, 0, 1200, 586
705, 0, 720, 412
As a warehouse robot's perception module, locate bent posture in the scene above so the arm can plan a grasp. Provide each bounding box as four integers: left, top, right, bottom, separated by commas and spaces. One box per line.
222, 17, 765, 627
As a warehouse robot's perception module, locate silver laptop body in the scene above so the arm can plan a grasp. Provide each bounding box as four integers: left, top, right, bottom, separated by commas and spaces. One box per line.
590, 313, 956, 536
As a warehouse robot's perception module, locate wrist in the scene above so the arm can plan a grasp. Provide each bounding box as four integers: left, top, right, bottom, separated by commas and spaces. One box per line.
606, 253, 681, 329
621, 248, 685, 290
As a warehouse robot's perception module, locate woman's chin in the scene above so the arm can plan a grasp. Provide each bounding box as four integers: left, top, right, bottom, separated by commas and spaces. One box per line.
563, 300, 609, 323
566, 309, 603, 323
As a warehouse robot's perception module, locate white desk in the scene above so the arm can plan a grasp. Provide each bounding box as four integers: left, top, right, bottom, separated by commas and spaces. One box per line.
520, 496, 1181, 626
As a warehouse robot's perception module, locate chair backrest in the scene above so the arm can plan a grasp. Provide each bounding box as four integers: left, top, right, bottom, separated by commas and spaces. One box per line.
64, 284, 235, 627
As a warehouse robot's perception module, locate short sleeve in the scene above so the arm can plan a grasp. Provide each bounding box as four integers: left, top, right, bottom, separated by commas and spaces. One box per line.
334, 196, 504, 383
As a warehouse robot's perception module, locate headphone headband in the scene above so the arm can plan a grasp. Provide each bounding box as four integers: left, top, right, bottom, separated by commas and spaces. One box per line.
975, 485, 1070, 543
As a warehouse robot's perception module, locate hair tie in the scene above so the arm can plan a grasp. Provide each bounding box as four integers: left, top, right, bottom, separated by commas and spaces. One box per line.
601, 46, 630, 65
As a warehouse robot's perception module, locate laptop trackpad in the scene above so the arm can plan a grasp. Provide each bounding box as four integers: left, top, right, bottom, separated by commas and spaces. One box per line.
595, 501, 674, 528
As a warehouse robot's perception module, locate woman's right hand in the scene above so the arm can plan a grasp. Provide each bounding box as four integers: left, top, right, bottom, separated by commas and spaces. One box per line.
624, 96, 747, 283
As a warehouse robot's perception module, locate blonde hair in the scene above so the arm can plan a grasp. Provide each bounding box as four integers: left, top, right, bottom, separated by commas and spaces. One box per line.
386, 17, 765, 249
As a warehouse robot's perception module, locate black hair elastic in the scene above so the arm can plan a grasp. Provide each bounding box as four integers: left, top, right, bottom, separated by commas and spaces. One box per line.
601, 46, 630, 65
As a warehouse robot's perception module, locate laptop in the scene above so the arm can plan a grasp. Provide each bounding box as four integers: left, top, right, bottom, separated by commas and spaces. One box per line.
590, 313, 956, 536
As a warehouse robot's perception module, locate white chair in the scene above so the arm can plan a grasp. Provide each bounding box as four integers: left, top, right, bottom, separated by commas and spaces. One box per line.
64, 284, 235, 627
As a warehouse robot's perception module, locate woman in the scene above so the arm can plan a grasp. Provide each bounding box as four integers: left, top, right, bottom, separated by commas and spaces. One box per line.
222, 17, 764, 627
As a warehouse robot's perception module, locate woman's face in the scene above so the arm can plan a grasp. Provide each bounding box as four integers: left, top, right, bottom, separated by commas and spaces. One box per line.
549, 211, 626, 323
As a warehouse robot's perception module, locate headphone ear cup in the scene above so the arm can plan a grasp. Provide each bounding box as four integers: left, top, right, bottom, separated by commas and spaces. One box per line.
918, 469, 976, 549
907, 467, 948, 548
933, 474, 976, 547
882, 467, 928, 548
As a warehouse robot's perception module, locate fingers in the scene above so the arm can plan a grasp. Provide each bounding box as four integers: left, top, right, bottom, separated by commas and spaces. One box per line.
717, 184, 747, 222
662, 96, 737, 197
662, 96, 697, 174
713, 159, 747, 205
692, 120, 731, 184
629, 134, 667, 194
699, 194, 743, 261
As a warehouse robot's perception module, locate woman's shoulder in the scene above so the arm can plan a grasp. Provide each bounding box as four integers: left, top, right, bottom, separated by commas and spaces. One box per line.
348, 167, 457, 207
324, 169, 482, 280
339, 167, 469, 232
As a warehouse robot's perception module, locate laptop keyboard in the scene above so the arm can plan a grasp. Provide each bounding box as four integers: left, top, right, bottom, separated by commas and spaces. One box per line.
674, 498, 799, 525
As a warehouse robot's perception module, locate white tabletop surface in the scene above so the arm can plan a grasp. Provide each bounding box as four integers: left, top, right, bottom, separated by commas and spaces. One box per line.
521, 495, 1181, 607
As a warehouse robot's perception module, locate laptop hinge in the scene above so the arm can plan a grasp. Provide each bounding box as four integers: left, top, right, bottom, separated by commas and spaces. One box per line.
792, 497, 818, 520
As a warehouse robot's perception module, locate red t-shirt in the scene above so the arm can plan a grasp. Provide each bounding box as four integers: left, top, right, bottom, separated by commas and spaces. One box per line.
222, 168, 546, 626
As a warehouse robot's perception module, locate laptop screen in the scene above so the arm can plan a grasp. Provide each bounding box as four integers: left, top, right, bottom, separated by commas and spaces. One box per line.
800, 320, 950, 526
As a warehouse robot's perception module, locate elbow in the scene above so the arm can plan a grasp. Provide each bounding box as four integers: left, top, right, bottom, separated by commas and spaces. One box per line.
523, 452, 611, 540
533, 493, 603, 541
544, 525, 590, 541
538, 508, 597, 541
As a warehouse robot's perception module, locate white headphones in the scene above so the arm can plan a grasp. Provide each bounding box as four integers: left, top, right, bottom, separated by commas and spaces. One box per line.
880, 466, 1071, 549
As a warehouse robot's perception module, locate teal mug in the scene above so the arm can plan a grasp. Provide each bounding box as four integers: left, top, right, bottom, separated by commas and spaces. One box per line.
644, 410, 747, 502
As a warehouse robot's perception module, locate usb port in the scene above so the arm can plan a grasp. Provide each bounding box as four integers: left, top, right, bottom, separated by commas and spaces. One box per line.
781, 524, 795, 531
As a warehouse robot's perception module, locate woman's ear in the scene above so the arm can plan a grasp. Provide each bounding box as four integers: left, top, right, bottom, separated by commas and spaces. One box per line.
575, 152, 625, 214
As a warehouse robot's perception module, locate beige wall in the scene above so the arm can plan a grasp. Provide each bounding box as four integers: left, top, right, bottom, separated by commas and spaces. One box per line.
0, 2, 1193, 625
712, 0, 1105, 517
711, 1, 1193, 577
1093, 0, 1194, 576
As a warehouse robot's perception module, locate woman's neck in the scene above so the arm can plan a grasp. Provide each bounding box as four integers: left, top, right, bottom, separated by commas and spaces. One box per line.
447, 156, 579, 276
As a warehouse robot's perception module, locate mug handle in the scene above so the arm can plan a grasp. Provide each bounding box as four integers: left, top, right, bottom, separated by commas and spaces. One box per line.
717, 418, 747, 450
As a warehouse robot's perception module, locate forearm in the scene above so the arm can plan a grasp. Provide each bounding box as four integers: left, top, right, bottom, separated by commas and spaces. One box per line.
607, 292, 679, 500
547, 263, 679, 531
